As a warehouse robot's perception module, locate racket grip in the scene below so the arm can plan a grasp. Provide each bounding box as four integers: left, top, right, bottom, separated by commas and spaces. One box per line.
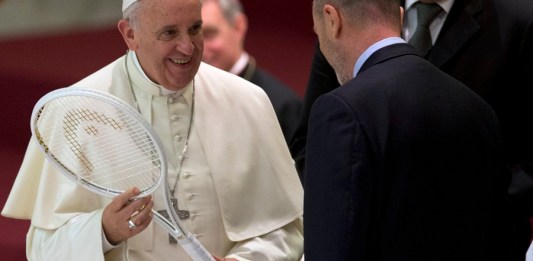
178, 232, 215, 261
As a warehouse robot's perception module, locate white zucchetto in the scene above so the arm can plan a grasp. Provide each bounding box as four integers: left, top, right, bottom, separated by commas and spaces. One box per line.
122, 0, 137, 11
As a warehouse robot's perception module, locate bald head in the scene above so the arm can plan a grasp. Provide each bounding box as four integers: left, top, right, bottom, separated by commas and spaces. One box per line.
313, 0, 401, 27
312, 0, 402, 84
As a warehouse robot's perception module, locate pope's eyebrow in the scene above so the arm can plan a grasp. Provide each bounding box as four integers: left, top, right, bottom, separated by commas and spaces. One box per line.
155, 25, 178, 35
192, 20, 203, 29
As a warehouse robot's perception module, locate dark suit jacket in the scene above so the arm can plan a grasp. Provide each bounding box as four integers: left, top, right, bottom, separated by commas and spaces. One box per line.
290, 43, 340, 176
240, 58, 302, 144
304, 43, 512, 261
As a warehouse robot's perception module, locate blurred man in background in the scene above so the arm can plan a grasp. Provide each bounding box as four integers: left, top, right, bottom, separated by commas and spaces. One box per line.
201, 0, 302, 144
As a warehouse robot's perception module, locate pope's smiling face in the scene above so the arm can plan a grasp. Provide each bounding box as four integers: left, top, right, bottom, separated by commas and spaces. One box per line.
125, 0, 204, 90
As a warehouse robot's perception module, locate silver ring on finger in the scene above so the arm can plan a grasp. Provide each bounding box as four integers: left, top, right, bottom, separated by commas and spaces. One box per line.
127, 219, 137, 230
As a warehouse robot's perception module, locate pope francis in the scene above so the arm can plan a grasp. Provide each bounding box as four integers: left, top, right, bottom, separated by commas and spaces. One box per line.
1, 0, 304, 260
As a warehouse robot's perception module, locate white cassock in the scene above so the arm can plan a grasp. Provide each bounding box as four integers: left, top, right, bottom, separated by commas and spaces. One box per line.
2, 52, 304, 261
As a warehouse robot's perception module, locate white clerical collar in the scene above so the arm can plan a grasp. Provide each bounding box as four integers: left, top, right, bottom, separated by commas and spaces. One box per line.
229, 52, 250, 75
129, 50, 183, 96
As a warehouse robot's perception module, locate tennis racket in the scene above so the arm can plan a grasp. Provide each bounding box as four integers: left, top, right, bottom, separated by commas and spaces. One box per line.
30, 87, 214, 261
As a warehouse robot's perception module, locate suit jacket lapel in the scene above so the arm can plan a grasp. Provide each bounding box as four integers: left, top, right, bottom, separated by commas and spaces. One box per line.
238, 56, 257, 82
427, 0, 483, 67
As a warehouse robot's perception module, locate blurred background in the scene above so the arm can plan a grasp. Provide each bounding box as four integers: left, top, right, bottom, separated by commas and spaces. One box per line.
0, 1, 315, 259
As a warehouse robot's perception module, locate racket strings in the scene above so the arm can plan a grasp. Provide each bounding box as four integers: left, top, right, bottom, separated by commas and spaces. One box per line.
36, 95, 163, 193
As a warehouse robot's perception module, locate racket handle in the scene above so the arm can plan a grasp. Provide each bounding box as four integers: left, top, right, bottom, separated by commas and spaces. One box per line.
152, 210, 214, 260
151, 210, 183, 238
178, 232, 215, 261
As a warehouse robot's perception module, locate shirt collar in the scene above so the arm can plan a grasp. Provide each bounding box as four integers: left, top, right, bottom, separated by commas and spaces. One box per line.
229, 52, 250, 75
353, 37, 405, 77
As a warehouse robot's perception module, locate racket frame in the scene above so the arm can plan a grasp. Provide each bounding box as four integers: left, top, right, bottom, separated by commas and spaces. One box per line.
31, 87, 214, 260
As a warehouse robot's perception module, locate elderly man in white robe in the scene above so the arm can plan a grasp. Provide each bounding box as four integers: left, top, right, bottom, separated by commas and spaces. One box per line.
1, 0, 304, 260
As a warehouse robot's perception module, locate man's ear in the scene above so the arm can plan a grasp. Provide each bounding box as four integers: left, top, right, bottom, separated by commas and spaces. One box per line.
118, 19, 138, 51
323, 4, 342, 38
233, 13, 248, 39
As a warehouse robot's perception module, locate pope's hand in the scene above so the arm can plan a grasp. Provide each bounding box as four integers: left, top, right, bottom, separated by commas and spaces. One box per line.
102, 187, 153, 245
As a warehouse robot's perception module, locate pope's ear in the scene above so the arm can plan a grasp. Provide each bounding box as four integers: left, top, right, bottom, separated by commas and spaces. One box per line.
118, 19, 137, 50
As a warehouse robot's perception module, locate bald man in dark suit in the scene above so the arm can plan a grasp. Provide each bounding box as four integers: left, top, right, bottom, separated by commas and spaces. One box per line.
305, 0, 513, 259
292, 1, 533, 258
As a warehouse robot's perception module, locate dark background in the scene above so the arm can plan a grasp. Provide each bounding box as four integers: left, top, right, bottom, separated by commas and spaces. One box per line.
0, 2, 315, 260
